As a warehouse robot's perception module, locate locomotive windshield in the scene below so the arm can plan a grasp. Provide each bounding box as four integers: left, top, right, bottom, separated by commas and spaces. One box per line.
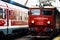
31, 9, 40, 15
43, 10, 53, 15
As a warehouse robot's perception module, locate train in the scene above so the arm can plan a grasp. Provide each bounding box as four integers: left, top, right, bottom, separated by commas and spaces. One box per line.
0, 0, 60, 38
0, 1, 29, 37
28, 5, 59, 38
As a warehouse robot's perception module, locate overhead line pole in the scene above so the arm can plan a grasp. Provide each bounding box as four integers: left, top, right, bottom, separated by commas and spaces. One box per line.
25, 0, 28, 6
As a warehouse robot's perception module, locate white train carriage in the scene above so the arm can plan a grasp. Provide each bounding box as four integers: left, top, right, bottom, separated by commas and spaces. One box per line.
0, 1, 29, 36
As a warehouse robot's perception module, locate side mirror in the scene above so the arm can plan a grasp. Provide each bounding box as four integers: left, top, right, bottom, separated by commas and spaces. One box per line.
28, 11, 30, 15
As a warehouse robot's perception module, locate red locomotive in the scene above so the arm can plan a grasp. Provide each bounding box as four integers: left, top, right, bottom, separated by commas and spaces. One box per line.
28, 6, 56, 37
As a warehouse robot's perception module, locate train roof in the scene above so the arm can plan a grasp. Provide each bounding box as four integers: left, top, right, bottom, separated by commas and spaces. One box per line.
43, 6, 55, 8
10, 1, 29, 9
0, 1, 29, 12
28, 4, 55, 9
0, 1, 7, 8
7, 2, 29, 12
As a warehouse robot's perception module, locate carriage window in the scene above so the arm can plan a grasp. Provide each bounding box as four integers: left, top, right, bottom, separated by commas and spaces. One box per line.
43, 10, 53, 15
3, 9, 6, 19
31, 9, 40, 15
10, 10, 20, 20
0, 8, 3, 19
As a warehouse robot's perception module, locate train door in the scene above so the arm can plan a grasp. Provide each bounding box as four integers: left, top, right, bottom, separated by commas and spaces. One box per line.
0, 7, 8, 35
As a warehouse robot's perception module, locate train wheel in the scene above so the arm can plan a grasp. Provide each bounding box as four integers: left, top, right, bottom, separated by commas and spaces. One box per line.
0, 32, 5, 37
50, 29, 59, 39
0, 32, 5, 40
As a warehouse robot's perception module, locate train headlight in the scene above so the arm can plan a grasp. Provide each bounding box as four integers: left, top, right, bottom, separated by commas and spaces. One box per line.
31, 20, 34, 23
47, 21, 50, 24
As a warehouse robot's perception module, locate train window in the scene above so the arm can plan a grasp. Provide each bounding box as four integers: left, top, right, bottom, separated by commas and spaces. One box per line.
31, 9, 40, 15
3, 9, 6, 19
0, 8, 3, 19
42, 10, 52, 15
11, 10, 20, 20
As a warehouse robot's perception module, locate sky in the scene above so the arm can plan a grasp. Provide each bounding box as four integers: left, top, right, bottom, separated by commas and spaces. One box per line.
11, 0, 55, 7
11, 0, 39, 7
